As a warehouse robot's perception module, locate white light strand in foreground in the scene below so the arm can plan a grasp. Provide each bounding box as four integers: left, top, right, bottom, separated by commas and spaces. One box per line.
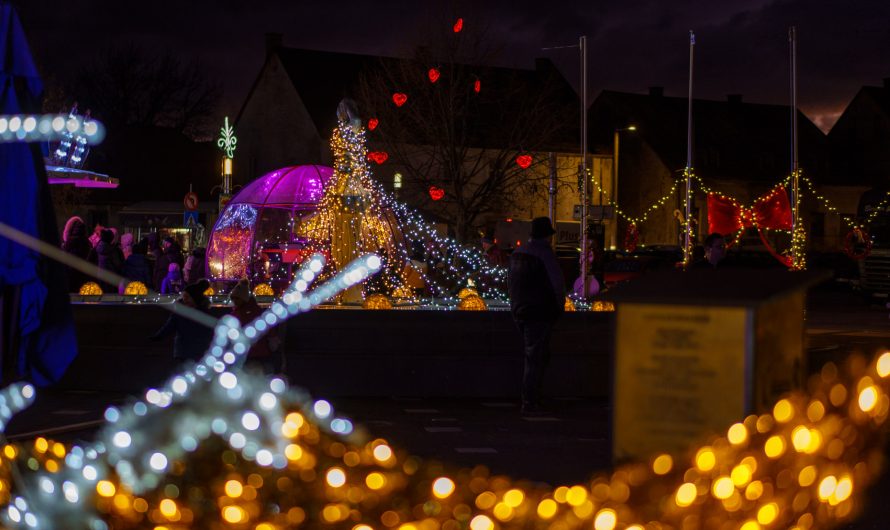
0, 254, 379, 530
0, 114, 105, 144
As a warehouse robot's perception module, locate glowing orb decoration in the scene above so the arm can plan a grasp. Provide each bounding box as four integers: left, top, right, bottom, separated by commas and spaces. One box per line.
457, 287, 479, 300
392, 93, 408, 107
253, 283, 274, 296
457, 294, 487, 311
203, 286, 215, 296
362, 293, 393, 310
78, 282, 103, 295
123, 281, 148, 296
565, 297, 576, 312
592, 301, 615, 312
515, 154, 533, 169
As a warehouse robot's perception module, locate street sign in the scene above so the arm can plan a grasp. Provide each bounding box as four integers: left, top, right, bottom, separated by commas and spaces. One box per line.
573, 204, 614, 221
183, 192, 199, 211
184, 210, 199, 228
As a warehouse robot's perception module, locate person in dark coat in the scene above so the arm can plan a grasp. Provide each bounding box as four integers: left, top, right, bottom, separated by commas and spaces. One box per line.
481, 236, 508, 268
92, 229, 124, 273
688, 233, 729, 270
121, 239, 153, 290
184, 247, 207, 284
153, 237, 183, 290
60, 216, 91, 291
508, 217, 565, 416
149, 279, 214, 362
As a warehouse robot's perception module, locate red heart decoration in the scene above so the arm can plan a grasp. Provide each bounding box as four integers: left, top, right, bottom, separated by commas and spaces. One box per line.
367, 151, 389, 164
428, 68, 440, 83
515, 154, 532, 169
473, 79, 481, 93
392, 93, 408, 107
429, 186, 445, 201
453, 18, 463, 33
368, 118, 378, 130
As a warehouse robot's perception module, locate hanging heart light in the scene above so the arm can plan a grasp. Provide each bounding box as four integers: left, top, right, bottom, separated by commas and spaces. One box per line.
392, 93, 408, 107
429, 186, 445, 201
368, 118, 378, 130
428, 68, 441, 83
453, 18, 463, 33
515, 154, 533, 169
367, 152, 389, 164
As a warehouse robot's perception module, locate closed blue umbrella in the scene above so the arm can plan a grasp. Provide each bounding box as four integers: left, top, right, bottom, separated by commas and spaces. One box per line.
0, 3, 77, 385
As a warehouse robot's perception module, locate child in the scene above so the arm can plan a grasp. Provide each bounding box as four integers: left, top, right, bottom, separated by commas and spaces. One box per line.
161, 262, 184, 294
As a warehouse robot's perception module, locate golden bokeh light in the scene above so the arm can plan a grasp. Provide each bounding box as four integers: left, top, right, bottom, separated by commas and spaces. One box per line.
225, 480, 243, 498
432, 477, 455, 499
652, 454, 673, 475
676, 483, 697, 507
773, 399, 794, 423
593, 509, 617, 530
727, 423, 748, 445
712, 477, 734, 499
537, 499, 557, 519
877, 352, 890, 377
695, 447, 716, 472
859, 386, 878, 412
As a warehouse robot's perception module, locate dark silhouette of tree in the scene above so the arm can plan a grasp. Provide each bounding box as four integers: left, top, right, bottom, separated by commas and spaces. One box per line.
73, 44, 220, 139
356, 17, 576, 241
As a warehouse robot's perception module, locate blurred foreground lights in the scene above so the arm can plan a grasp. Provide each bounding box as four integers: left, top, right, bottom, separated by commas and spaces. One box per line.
470, 515, 494, 530
313, 400, 332, 418
859, 386, 878, 412
79, 282, 103, 295
537, 499, 557, 519
876, 352, 890, 377
727, 422, 748, 445
149, 452, 168, 471
432, 477, 455, 498
675, 482, 697, 507
652, 454, 672, 475
326, 468, 346, 487
594, 509, 617, 530
373, 444, 393, 462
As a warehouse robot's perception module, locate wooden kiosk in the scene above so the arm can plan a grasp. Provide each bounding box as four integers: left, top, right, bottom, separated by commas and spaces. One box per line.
608, 268, 829, 462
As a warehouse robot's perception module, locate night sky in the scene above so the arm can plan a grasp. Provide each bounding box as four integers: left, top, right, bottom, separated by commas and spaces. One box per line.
15, 0, 890, 132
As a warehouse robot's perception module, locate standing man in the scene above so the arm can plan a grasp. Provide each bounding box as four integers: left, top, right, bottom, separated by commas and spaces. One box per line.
508, 217, 565, 416
689, 233, 728, 269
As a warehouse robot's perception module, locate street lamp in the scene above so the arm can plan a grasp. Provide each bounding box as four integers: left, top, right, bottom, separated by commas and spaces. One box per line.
612, 126, 636, 249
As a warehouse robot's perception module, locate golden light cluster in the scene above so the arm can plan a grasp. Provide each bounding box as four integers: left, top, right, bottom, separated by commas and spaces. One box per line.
458, 294, 488, 311
564, 297, 576, 312
591, 301, 615, 312
123, 281, 148, 295
3, 351, 890, 529
458, 288, 479, 300
253, 283, 275, 296
79, 281, 103, 295
363, 293, 393, 310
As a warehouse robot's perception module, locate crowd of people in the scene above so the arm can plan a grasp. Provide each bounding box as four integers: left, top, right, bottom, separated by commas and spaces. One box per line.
60, 216, 207, 294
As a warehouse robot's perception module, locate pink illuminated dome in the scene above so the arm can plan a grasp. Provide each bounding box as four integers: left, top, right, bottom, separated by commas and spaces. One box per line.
207, 165, 333, 282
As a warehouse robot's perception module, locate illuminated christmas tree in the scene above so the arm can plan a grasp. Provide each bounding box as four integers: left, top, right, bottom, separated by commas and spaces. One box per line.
302, 100, 406, 302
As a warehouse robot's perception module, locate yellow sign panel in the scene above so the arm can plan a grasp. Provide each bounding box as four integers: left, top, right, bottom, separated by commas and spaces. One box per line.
614, 303, 750, 461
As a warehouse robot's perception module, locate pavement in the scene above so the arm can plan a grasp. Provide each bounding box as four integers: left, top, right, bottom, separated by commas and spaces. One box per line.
3, 281, 890, 527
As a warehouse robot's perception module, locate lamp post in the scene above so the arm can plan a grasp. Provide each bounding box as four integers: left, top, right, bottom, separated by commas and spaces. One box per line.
217, 116, 237, 213
612, 126, 636, 249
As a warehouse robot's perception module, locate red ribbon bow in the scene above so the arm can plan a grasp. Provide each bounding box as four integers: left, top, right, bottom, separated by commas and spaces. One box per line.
707, 187, 792, 234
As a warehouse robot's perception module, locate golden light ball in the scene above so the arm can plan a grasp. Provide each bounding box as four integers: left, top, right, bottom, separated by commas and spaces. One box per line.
254, 283, 274, 296
79, 281, 103, 295
457, 287, 479, 300
458, 295, 487, 311
123, 281, 148, 295
363, 293, 392, 310
564, 297, 576, 312
203, 286, 215, 296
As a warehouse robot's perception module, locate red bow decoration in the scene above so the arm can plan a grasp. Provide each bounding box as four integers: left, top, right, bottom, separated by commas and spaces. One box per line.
367, 118, 378, 130
392, 93, 408, 107
367, 151, 389, 164
515, 154, 533, 169
707, 188, 793, 266
428, 68, 440, 83
707, 188, 792, 234
429, 186, 445, 201
473, 79, 481, 93
453, 18, 463, 33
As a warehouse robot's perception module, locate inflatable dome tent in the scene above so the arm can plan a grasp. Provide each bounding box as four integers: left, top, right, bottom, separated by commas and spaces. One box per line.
207, 165, 333, 287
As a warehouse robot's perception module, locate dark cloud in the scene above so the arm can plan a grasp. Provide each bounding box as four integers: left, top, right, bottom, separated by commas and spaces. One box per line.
14, 0, 890, 130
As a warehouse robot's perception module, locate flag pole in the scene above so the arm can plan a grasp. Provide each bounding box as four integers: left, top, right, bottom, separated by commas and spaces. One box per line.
789, 26, 804, 269
683, 31, 695, 265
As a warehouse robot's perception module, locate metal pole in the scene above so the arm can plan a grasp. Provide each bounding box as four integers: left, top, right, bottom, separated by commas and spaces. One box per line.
790, 26, 802, 269
613, 130, 619, 250
684, 31, 695, 265
549, 151, 557, 247
580, 35, 589, 298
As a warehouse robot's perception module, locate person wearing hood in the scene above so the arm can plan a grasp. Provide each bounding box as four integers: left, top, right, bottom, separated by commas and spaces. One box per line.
88, 229, 124, 292
61, 216, 91, 291
184, 247, 207, 284
153, 237, 184, 290
160, 262, 184, 294
229, 279, 282, 373
149, 279, 214, 362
